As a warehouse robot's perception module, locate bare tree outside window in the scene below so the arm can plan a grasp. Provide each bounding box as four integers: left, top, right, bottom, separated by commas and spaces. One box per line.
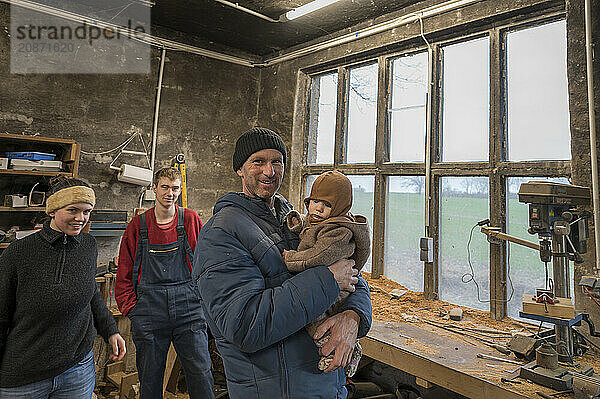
347, 64, 378, 163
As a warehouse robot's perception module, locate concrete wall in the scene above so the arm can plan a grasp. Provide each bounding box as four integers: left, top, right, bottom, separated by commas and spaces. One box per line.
566, 0, 600, 315
0, 2, 260, 262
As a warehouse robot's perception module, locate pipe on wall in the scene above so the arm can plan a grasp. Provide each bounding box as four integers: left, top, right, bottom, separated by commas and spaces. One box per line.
2, 0, 482, 67
150, 47, 166, 173
214, 0, 280, 23
584, 0, 600, 271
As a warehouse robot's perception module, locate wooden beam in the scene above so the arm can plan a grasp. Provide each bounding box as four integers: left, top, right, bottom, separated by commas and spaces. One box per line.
371, 56, 389, 279
334, 66, 348, 167
290, 71, 312, 210
163, 344, 177, 395
424, 44, 441, 301
372, 174, 386, 278
119, 372, 138, 398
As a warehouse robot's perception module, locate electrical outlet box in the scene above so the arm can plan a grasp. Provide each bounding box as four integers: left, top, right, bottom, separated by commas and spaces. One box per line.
143, 189, 156, 201
420, 237, 434, 263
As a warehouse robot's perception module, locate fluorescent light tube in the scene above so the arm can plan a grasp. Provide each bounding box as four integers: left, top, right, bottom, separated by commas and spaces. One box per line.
285, 0, 340, 20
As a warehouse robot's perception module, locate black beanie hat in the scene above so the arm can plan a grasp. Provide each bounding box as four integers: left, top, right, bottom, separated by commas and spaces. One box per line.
233, 127, 287, 171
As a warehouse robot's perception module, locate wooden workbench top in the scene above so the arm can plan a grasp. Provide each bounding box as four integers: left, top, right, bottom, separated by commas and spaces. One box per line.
359, 273, 600, 398
361, 321, 578, 398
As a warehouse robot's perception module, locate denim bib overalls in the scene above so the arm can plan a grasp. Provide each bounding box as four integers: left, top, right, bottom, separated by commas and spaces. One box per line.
129, 208, 214, 399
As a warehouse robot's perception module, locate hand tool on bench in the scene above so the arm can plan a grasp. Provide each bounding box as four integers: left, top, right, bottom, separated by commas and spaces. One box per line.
477, 353, 523, 365
422, 318, 511, 354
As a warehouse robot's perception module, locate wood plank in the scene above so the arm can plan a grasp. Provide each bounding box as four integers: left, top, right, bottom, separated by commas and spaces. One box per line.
0, 133, 76, 144
521, 294, 575, 319
163, 344, 177, 395
371, 55, 389, 279
119, 372, 138, 398
166, 358, 182, 393
334, 66, 348, 167
0, 169, 73, 177
106, 371, 126, 387
415, 377, 432, 389
0, 206, 46, 212
106, 361, 124, 376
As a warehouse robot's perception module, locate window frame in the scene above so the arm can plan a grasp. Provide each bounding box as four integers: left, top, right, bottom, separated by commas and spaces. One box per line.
295, 12, 570, 320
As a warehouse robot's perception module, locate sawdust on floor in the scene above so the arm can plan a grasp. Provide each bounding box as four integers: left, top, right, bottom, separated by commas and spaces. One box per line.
364, 272, 535, 333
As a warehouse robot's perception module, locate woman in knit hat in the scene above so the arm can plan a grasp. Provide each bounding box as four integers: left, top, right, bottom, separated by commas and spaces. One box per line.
0, 177, 125, 398
282, 170, 370, 378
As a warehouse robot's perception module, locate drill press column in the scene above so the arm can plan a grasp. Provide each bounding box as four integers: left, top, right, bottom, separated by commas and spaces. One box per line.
551, 231, 572, 361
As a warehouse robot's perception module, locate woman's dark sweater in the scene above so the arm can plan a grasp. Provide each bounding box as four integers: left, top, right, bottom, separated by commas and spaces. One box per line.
0, 222, 119, 387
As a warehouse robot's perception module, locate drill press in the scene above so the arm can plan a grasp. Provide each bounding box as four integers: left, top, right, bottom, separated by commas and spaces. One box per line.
518, 181, 591, 361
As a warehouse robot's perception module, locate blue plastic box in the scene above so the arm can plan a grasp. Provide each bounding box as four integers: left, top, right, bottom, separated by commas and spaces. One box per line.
5, 152, 56, 161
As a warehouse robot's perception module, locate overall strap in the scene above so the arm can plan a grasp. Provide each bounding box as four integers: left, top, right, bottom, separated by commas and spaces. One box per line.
176, 208, 195, 267
132, 213, 149, 294
176, 206, 185, 238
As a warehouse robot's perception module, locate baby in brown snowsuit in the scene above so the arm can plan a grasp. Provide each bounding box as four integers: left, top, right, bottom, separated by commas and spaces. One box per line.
283, 170, 370, 377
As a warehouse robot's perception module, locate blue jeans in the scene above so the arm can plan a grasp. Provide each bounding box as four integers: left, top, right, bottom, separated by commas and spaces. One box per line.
0, 350, 95, 399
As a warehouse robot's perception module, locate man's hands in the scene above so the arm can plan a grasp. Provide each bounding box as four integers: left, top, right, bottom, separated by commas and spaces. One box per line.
328, 259, 357, 292
108, 333, 126, 361
314, 310, 360, 373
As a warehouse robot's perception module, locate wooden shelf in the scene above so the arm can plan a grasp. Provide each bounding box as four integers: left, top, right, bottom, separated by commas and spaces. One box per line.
0, 133, 77, 146
0, 170, 73, 177
0, 206, 46, 212
0, 134, 80, 242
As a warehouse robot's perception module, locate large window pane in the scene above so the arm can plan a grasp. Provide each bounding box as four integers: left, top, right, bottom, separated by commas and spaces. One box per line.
442, 37, 490, 162
507, 177, 572, 321
385, 176, 425, 290
347, 63, 378, 163
347, 175, 374, 272
507, 20, 571, 161
440, 177, 490, 311
390, 52, 428, 162
307, 73, 338, 164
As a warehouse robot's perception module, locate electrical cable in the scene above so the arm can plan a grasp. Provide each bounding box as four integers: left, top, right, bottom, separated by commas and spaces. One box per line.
463, 221, 515, 303
418, 13, 431, 51
584, 286, 600, 309
505, 235, 516, 303
80, 131, 139, 155
463, 224, 490, 303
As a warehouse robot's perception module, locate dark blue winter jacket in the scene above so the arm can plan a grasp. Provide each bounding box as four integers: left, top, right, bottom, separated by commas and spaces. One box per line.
193, 192, 372, 399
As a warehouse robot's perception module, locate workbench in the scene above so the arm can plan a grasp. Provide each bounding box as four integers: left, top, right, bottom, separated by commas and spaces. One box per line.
360, 321, 586, 399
